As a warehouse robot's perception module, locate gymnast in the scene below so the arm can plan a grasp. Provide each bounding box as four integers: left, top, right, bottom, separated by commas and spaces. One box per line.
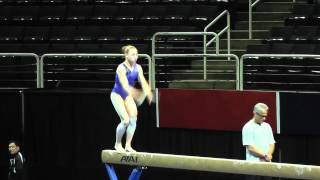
110, 45, 153, 153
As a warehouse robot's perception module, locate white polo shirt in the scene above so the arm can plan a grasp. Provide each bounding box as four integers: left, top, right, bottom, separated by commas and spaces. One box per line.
242, 119, 276, 162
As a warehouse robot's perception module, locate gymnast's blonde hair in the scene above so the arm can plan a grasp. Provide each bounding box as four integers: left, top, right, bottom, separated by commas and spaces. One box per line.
122, 45, 137, 55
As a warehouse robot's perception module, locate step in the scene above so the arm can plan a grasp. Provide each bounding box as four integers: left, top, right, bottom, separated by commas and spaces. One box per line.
184, 48, 246, 60
219, 39, 262, 49
264, 0, 309, 2
191, 60, 237, 71
235, 0, 307, 11
168, 80, 237, 90
234, 20, 284, 30
205, 49, 246, 58
226, 30, 270, 39
170, 71, 236, 80
255, 2, 294, 12
237, 12, 291, 21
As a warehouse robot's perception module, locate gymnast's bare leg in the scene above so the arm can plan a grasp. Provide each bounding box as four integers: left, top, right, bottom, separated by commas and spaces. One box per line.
110, 92, 129, 152
124, 95, 138, 152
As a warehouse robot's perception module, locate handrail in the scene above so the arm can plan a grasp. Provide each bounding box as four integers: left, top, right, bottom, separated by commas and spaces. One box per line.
153, 53, 240, 90
204, 10, 230, 79
204, 10, 230, 54
249, 0, 261, 39
240, 54, 320, 90
0, 53, 40, 88
40, 53, 154, 90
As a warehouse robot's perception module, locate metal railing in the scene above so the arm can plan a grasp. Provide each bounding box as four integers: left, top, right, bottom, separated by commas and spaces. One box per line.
40, 54, 154, 89
249, 0, 261, 39
240, 54, 320, 90
152, 10, 231, 80
204, 10, 231, 55
0, 53, 40, 88
204, 10, 231, 70
153, 53, 240, 90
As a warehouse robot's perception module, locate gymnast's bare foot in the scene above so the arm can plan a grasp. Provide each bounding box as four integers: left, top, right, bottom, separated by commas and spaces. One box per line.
114, 144, 125, 152
125, 145, 136, 152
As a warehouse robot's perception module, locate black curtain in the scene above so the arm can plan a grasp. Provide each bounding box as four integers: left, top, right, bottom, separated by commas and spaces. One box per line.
24, 90, 114, 180
280, 92, 320, 135
0, 91, 22, 180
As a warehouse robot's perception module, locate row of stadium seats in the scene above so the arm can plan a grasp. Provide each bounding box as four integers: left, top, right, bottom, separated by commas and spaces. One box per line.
0, 5, 224, 26
247, 43, 320, 54
0, 43, 153, 54
0, 0, 231, 5
0, 25, 200, 43
286, 4, 320, 25
265, 26, 320, 43
0, 42, 190, 54
243, 55, 320, 91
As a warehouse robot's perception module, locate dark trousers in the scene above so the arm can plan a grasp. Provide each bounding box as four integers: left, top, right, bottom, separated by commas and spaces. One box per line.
8, 173, 23, 180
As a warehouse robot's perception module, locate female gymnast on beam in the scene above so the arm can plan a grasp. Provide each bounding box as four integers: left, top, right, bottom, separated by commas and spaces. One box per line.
111, 45, 153, 152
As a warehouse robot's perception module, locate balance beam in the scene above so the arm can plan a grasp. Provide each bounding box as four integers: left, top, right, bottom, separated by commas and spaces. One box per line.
101, 150, 320, 179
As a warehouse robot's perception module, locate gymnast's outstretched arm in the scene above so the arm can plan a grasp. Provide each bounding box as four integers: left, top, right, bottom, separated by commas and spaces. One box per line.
137, 64, 153, 104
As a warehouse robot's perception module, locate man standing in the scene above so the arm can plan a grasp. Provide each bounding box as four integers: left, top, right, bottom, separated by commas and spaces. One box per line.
242, 103, 276, 180
8, 140, 24, 180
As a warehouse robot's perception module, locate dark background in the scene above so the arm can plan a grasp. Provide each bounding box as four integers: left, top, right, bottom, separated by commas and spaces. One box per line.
280, 92, 320, 135
0, 89, 320, 180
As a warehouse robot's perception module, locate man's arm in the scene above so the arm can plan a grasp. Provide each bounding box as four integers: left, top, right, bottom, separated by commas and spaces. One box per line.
265, 143, 275, 162
246, 145, 268, 159
15, 154, 24, 172
265, 124, 276, 161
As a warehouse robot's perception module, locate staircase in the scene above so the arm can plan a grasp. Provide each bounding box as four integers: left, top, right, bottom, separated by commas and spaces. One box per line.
218, 0, 308, 57
168, 0, 309, 90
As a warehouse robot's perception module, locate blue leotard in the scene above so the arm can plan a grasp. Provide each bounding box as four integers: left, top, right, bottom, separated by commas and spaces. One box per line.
112, 63, 139, 99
